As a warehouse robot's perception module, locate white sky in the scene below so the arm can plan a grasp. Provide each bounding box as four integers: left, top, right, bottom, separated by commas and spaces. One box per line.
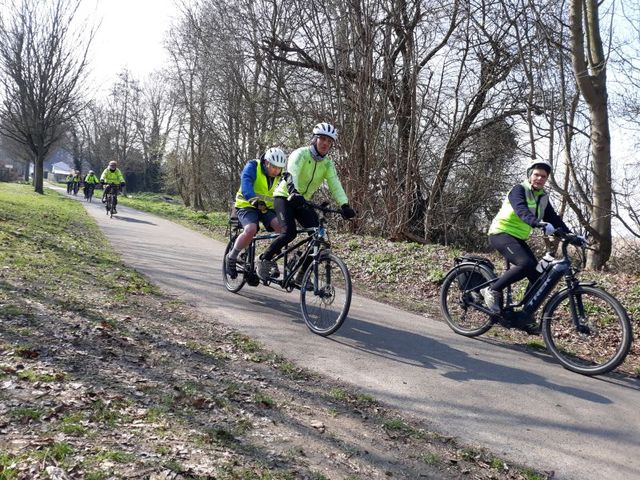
79, 0, 179, 94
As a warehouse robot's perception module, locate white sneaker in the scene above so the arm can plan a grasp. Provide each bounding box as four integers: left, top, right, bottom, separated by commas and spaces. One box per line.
480, 287, 495, 308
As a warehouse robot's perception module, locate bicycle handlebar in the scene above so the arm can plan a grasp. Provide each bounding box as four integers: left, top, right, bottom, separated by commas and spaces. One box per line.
304, 201, 344, 216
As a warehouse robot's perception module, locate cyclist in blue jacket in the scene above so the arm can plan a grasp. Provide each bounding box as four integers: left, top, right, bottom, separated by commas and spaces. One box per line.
482, 159, 570, 332
225, 148, 286, 279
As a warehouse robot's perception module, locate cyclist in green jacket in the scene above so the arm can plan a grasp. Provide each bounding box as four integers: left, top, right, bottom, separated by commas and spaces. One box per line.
65, 174, 73, 194
71, 170, 82, 195
225, 148, 286, 279
83, 170, 99, 199
257, 122, 356, 281
482, 159, 570, 332
100, 160, 126, 214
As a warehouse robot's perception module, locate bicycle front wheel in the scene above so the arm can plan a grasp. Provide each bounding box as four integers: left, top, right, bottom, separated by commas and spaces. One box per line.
440, 263, 495, 337
300, 253, 351, 336
222, 238, 246, 293
542, 285, 632, 375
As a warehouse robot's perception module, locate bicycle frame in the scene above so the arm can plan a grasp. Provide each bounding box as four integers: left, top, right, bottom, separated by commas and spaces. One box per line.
457, 234, 586, 323
227, 202, 338, 293
231, 225, 327, 292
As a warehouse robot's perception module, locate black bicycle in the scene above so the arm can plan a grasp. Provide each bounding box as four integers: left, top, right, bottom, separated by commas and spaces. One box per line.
222, 202, 352, 336
439, 231, 632, 375
84, 184, 95, 203
104, 184, 119, 218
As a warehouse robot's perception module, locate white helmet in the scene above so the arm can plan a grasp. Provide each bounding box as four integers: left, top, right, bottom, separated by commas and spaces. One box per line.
527, 159, 552, 177
264, 147, 286, 168
312, 122, 338, 141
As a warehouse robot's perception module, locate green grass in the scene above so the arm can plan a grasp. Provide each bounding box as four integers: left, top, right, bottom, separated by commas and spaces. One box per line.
253, 392, 275, 408
118, 192, 228, 233
16, 369, 65, 382
59, 412, 88, 436
382, 418, 417, 436
0, 183, 149, 301
11, 407, 44, 421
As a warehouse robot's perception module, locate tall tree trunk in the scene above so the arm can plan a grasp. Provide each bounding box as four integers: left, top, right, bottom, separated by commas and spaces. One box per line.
569, 0, 612, 269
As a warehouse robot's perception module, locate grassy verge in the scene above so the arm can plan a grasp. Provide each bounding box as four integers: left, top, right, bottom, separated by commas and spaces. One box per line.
121, 190, 639, 376
1, 182, 550, 479
119, 192, 228, 237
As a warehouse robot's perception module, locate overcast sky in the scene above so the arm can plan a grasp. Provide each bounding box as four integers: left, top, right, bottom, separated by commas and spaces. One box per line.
80, 0, 178, 93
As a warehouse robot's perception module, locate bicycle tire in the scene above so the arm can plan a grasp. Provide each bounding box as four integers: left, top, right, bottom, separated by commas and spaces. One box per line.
222, 238, 246, 293
440, 263, 495, 337
300, 253, 351, 336
542, 285, 632, 375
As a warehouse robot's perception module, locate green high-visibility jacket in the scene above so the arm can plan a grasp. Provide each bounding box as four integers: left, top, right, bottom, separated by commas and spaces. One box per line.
488, 180, 549, 240
100, 167, 125, 185
273, 146, 348, 206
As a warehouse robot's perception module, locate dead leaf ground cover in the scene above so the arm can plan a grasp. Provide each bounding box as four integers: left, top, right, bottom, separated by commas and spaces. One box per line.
1, 184, 551, 479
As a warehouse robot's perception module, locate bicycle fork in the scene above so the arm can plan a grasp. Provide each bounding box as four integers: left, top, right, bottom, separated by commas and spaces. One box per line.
565, 281, 592, 335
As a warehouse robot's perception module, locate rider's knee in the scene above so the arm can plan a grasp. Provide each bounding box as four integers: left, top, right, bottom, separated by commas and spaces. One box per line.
244, 224, 258, 237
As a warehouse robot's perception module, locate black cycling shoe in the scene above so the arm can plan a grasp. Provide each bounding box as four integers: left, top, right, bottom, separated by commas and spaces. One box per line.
225, 254, 238, 279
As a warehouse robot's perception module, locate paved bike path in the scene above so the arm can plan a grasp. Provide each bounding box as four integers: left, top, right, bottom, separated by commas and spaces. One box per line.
69, 191, 639, 480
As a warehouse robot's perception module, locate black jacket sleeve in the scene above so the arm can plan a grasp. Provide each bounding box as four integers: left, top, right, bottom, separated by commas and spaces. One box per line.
507, 185, 539, 227
542, 203, 570, 232
281, 172, 299, 196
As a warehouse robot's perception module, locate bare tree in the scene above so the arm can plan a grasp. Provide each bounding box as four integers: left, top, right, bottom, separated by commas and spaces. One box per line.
569, 0, 613, 269
0, 0, 92, 193
134, 72, 176, 192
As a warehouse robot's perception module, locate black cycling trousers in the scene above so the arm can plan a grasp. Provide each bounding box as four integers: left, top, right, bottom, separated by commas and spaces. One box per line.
261, 197, 318, 261
489, 233, 540, 292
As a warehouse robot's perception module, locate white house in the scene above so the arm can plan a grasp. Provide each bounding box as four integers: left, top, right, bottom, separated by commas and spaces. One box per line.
50, 161, 73, 182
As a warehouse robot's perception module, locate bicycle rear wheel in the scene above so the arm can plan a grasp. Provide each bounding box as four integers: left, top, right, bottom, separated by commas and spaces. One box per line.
222, 238, 246, 293
300, 253, 351, 336
440, 263, 495, 337
542, 285, 632, 375
106, 194, 112, 216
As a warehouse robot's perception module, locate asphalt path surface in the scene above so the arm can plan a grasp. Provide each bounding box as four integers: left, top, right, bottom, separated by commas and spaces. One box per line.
62, 187, 640, 479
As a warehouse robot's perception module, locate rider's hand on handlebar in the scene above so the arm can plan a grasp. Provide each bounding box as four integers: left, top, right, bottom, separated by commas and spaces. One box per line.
251, 199, 267, 212
538, 221, 555, 236
340, 204, 356, 219
287, 193, 305, 208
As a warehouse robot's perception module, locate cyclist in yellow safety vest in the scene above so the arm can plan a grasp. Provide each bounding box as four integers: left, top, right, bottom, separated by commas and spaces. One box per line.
482, 159, 571, 333
65, 174, 73, 194
100, 160, 126, 214
257, 122, 356, 282
83, 170, 99, 199
225, 148, 286, 279
71, 171, 82, 195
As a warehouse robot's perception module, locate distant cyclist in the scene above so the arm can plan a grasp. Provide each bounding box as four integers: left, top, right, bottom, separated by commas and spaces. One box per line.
100, 160, 126, 214
225, 147, 286, 279
482, 159, 570, 332
83, 170, 99, 199
257, 122, 356, 282
65, 173, 73, 194
71, 170, 81, 195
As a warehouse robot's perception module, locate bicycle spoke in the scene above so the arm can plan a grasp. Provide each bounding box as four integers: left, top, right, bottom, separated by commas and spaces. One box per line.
300, 254, 351, 336
543, 286, 631, 375
222, 238, 246, 293
440, 264, 494, 337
